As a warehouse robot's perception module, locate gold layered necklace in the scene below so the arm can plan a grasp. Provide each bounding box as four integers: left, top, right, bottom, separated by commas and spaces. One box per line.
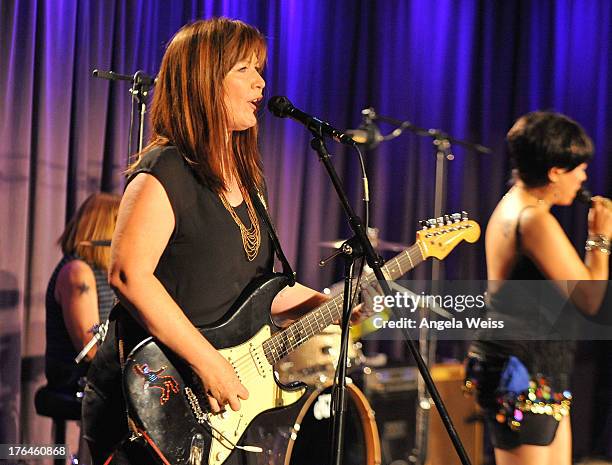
219, 183, 261, 261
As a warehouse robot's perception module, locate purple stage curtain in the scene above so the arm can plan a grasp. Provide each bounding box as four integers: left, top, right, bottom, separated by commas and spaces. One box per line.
1, 0, 610, 452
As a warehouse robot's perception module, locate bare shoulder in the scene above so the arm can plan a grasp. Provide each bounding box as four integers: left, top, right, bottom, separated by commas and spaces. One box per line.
518, 206, 588, 280
123, 172, 167, 204
58, 259, 95, 284
485, 200, 521, 278
55, 259, 96, 300
111, 172, 175, 275
518, 206, 564, 239
486, 201, 516, 240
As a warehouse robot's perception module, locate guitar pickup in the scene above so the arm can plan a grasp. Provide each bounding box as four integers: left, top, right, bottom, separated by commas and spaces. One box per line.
249, 344, 269, 378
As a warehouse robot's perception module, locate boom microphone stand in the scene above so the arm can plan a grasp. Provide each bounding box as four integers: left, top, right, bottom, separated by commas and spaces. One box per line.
307, 132, 474, 465
92, 69, 156, 167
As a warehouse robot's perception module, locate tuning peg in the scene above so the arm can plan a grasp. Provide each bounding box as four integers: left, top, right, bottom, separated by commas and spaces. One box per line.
419, 220, 428, 229
461, 211, 468, 221
451, 213, 461, 223
427, 219, 437, 228
436, 217, 445, 227
444, 214, 452, 225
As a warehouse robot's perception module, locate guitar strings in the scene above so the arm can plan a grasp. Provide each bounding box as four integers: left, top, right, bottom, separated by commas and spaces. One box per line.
223, 244, 425, 380
231, 244, 423, 374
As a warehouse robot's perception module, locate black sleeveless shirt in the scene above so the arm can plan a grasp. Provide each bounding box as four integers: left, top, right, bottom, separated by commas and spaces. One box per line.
124, 145, 273, 327
470, 206, 575, 391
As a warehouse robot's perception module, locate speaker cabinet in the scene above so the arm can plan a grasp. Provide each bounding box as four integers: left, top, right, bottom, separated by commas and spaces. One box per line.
363, 363, 483, 465
363, 366, 418, 465
426, 363, 483, 465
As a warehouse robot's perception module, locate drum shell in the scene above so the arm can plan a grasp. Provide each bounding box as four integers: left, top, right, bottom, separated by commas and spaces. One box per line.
285, 382, 381, 465
277, 326, 362, 386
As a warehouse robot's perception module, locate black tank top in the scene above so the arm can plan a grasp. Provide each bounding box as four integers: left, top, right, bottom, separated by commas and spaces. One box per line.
124, 145, 273, 327
470, 206, 575, 390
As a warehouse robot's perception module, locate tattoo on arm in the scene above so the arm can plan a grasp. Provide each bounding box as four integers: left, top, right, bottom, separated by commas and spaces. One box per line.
502, 220, 512, 239
77, 282, 91, 295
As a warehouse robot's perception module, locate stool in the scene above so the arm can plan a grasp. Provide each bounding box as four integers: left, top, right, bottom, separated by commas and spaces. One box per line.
34, 385, 83, 465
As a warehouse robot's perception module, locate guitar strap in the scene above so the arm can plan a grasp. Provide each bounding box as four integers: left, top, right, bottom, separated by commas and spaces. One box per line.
251, 189, 296, 286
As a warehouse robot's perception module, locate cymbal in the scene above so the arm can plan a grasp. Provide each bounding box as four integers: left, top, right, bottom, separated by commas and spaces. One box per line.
319, 226, 408, 252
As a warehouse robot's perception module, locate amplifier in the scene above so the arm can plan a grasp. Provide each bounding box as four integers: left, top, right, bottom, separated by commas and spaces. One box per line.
362, 364, 483, 465
363, 367, 418, 465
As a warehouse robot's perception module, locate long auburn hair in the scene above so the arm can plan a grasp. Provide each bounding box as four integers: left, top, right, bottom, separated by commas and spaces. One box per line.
59, 193, 121, 270
132, 17, 267, 194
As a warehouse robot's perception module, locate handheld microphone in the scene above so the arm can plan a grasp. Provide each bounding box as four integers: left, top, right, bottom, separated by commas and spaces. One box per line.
577, 188, 612, 210
267, 96, 356, 146
577, 188, 594, 206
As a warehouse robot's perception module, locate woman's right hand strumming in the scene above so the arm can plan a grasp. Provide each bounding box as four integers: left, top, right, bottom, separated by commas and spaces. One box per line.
192, 349, 249, 413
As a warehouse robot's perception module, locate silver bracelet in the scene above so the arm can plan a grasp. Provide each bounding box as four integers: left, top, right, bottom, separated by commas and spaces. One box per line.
585, 234, 611, 255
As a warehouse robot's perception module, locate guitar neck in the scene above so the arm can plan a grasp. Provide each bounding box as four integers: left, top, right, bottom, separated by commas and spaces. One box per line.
263, 242, 425, 365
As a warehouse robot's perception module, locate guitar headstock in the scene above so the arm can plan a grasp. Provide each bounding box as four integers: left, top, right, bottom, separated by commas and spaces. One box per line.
416, 212, 480, 260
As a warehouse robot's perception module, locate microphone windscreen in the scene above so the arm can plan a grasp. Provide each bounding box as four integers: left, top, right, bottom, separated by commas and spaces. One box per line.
267, 96, 292, 118
576, 188, 593, 206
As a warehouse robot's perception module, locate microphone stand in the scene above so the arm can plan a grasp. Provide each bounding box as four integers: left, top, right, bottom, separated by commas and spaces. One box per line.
413, 135, 451, 465
308, 132, 473, 465
360, 110, 489, 465
92, 69, 156, 167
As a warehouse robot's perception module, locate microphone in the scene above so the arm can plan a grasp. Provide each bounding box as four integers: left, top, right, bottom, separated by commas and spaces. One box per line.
267, 96, 356, 146
346, 108, 384, 149
577, 188, 612, 210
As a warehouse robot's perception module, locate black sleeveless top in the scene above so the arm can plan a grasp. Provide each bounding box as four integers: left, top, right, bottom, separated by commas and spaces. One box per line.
87, 146, 274, 396
470, 206, 575, 392
124, 145, 273, 328
45, 255, 115, 389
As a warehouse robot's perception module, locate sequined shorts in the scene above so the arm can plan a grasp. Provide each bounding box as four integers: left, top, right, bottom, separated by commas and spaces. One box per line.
464, 353, 572, 449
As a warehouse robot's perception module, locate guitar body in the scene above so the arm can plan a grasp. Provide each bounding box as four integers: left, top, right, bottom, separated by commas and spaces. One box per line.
123, 273, 309, 465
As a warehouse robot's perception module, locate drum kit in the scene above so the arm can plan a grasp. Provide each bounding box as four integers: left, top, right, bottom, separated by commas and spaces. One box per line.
276, 318, 380, 465
274, 228, 409, 465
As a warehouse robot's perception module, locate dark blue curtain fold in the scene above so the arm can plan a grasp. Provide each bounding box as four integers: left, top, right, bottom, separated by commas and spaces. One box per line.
1, 0, 610, 448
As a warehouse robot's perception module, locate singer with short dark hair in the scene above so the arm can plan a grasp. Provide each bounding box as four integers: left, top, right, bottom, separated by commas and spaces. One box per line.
465, 111, 612, 465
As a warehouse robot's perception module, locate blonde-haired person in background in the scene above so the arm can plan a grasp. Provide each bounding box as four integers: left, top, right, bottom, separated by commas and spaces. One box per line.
44, 192, 120, 394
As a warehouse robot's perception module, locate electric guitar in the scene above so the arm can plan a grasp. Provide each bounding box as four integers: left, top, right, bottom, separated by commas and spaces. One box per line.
122, 215, 480, 465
